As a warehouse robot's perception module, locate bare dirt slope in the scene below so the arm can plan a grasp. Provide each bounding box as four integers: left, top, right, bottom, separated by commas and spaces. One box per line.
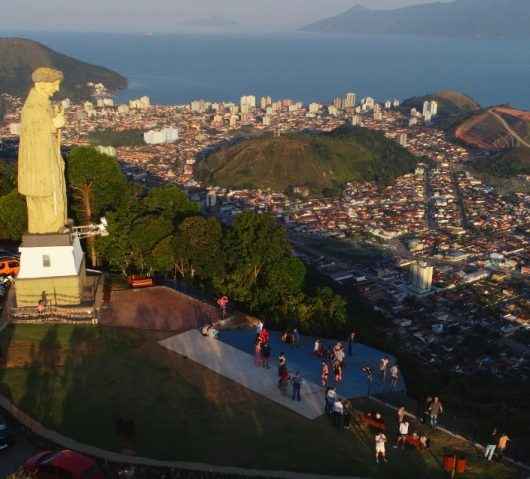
455, 107, 530, 150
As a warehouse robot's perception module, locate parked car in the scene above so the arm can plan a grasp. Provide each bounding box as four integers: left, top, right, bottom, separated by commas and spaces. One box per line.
24, 449, 104, 479
0, 414, 13, 451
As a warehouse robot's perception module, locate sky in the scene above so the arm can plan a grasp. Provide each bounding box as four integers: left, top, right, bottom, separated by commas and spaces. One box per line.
1, 0, 450, 32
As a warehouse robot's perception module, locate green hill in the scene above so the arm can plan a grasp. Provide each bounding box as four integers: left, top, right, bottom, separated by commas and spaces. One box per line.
196, 126, 418, 195
471, 147, 530, 178
469, 146, 530, 193
0, 38, 127, 100
402, 90, 481, 129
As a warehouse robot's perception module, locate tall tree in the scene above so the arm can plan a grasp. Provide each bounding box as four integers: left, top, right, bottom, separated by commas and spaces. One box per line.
0, 162, 15, 196
0, 190, 27, 240
174, 216, 224, 282
66, 147, 126, 266
219, 212, 294, 310
98, 185, 199, 276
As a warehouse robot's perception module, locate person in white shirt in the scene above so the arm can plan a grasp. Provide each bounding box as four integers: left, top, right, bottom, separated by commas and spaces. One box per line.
256, 320, 264, 335
333, 399, 344, 430
379, 356, 390, 382
397, 419, 410, 448
375, 432, 387, 463
325, 387, 336, 415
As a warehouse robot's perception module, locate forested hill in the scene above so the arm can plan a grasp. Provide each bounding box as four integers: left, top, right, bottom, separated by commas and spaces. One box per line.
0, 38, 127, 100
401, 90, 481, 129
302, 0, 530, 39
196, 125, 418, 195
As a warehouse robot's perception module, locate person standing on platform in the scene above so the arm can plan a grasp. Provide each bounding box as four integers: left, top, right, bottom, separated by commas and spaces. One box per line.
291, 371, 302, 402
325, 387, 336, 415
321, 361, 329, 387
390, 364, 400, 389
379, 356, 390, 382
333, 398, 344, 430
261, 342, 271, 369
348, 330, 356, 356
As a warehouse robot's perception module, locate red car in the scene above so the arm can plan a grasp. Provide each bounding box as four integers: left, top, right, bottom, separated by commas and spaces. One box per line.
24, 449, 104, 479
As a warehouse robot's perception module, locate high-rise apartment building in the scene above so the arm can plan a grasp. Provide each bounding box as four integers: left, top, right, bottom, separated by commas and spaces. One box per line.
260, 96, 272, 110
240, 95, 256, 110
410, 261, 433, 294
343, 92, 357, 108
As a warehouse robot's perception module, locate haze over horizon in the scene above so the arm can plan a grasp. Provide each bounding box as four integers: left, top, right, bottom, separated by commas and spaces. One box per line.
2, 0, 452, 33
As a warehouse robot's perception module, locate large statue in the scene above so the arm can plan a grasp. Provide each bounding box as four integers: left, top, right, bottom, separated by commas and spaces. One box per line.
18, 67, 67, 234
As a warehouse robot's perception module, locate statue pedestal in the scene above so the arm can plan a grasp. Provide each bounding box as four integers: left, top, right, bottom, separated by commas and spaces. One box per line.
15, 232, 86, 307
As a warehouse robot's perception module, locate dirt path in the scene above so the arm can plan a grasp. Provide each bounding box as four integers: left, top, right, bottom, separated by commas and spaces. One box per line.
489, 110, 530, 149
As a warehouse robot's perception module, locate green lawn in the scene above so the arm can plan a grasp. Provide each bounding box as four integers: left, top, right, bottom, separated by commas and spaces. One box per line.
0, 324, 521, 478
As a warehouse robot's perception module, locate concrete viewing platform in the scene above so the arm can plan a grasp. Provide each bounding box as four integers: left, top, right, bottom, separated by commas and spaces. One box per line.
219, 329, 406, 398
159, 330, 325, 419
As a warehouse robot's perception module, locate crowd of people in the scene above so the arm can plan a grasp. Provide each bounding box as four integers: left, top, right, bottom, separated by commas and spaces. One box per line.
369, 405, 432, 464
314, 338, 347, 385
245, 322, 514, 468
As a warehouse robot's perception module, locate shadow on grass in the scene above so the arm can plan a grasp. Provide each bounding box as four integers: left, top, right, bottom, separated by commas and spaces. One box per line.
0, 324, 473, 478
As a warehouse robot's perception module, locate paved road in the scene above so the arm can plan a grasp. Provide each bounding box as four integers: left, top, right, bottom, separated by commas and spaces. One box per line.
0, 415, 39, 477
489, 110, 530, 149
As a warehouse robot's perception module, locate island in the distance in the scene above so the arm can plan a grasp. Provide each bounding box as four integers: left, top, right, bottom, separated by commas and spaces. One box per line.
302, 0, 530, 39
196, 125, 418, 195
0, 38, 127, 100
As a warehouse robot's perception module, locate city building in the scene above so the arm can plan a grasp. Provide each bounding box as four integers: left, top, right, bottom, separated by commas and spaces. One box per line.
144, 127, 179, 145
410, 261, 434, 294
333, 97, 343, 110
240, 95, 256, 110
309, 103, 321, 114
344, 92, 357, 108
260, 96, 272, 110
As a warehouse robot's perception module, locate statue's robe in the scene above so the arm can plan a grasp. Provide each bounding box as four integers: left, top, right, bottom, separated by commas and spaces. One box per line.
18, 88, 67, 234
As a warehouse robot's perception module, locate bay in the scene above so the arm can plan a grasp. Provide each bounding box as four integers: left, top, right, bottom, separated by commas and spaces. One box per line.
10, 31, 530, 109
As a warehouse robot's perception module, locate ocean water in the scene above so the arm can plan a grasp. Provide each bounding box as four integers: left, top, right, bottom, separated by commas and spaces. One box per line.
11, 31, 530, 109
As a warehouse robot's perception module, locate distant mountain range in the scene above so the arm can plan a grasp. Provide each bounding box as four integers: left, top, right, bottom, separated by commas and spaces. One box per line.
196, 125, 418, 195
302, 0, 530, 38
0, 38, 127, 100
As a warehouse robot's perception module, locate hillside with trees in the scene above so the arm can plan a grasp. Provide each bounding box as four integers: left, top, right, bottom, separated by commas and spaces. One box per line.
402, 90, 481, 130
0, 38, 127, 100
196, 125, 418, 195
0, 147, 348, 335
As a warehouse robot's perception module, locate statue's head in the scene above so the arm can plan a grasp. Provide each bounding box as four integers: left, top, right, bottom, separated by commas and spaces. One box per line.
32, 67, 64, 97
